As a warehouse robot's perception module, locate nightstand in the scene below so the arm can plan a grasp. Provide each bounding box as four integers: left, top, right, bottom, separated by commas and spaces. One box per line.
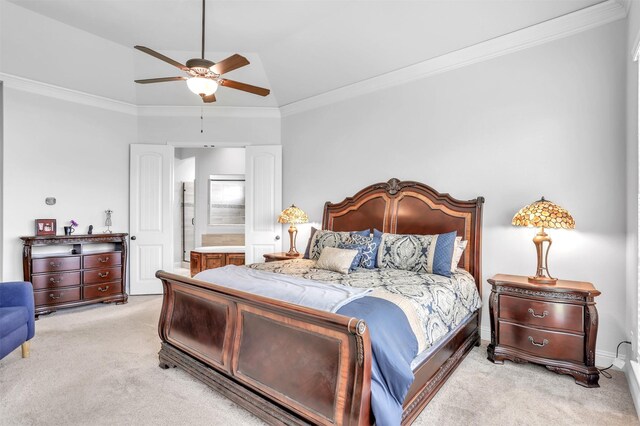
263, 252, 302, 262
487, 274, 601, 387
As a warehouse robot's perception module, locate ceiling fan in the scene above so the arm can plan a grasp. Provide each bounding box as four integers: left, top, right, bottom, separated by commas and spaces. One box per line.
134, 0, 270, 103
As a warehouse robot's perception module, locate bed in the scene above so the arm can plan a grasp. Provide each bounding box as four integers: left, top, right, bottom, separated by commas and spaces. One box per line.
156, 178, 484, 425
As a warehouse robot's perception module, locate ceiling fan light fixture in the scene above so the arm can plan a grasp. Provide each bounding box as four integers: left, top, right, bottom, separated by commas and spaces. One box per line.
187, 77, 218, 96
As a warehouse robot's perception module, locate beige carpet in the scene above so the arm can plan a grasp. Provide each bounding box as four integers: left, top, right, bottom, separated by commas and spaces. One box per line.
0, 296, 637, 426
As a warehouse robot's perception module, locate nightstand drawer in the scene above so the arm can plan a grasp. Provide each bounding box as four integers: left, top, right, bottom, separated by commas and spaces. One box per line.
499, 322, 584, 363
499, 295, 583, 333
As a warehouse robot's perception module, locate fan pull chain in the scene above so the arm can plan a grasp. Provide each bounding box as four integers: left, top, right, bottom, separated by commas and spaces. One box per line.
200, 107, 204, 134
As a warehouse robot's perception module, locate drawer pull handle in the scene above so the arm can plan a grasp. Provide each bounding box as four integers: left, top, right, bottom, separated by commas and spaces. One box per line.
49, 261, 62, 268
98, 286, 110, 292
98, 257, 109, 263
49, 293, 62, 300
528, 308, 549, 319
528, 336, 549, 347
98, 272, 110, 278
49, 277, 63, 284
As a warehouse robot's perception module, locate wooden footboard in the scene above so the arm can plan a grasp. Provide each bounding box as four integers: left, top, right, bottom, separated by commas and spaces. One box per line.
157, 270, 372, 426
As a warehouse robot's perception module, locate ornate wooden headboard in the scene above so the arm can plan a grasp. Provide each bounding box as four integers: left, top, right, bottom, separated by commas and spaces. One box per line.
322, 178, 484, 290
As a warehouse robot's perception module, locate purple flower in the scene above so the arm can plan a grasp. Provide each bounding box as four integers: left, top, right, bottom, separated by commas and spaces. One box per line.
70, 219, 79, 227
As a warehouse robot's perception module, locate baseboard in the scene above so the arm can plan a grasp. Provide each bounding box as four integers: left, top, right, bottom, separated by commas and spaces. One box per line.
479, 325, 617, 368
626, 361, 640, 419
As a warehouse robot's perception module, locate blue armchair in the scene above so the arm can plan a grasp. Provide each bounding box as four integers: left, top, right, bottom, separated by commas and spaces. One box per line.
0, 282, 35, 359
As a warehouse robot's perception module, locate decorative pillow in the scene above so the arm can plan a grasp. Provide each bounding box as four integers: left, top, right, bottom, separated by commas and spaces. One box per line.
303, 227, 318, 259
350, 233, 380, 269
378, 231, 457, 277
451, 237, 468, 272
338, 243, 365, 271
309, 230, 352, 260
315, 247, 359, 275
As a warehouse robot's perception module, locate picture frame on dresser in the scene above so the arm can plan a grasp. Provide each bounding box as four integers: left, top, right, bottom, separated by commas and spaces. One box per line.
35, 219, 56, 236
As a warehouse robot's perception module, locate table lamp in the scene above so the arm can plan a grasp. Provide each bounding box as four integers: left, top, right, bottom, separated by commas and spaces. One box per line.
278, 204, 308, 256
512, 197, 575, 284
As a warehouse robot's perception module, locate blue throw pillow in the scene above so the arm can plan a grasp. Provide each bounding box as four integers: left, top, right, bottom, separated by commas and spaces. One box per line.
337, 243, 365, 271
430, 231, 457, 277
350, 231, 381, 269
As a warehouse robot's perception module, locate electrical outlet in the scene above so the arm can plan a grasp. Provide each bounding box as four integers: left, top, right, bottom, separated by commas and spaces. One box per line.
613, 358, 626, 369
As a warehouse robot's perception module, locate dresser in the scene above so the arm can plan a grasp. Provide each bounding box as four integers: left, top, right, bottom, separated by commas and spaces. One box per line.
487, 274, 601, 387
21, 234, 128, 317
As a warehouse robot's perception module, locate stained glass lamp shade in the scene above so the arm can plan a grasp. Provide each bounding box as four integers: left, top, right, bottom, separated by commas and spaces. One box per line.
512, 197, 575, 284
278, 205, 309, 256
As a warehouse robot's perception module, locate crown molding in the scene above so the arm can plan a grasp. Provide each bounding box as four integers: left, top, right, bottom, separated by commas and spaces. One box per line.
0, 72, 138, 115
0, 73, 280, 118
137, 105, 281, 118
281, 0, 628, 117
616, 0, 631, 16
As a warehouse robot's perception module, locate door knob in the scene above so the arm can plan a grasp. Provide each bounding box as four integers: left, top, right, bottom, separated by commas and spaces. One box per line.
131, 236, 137, 240
275, 235, 280, 240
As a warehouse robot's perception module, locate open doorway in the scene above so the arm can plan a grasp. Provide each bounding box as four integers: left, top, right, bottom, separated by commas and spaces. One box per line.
173, 147, 246, 277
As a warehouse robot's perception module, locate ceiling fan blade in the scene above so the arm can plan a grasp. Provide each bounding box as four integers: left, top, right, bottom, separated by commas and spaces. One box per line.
210, 54, 250, 75
202, 94, 216, 103
135, 77, 187, 84
219, 79, 270, 97
134, 46, 189, 71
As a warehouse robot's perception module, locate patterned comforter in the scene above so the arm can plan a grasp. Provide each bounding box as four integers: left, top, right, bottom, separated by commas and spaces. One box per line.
248, 259, 481, 354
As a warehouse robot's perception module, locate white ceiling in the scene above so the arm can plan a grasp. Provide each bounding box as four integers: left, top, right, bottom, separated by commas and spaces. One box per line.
9, 0, 605, 107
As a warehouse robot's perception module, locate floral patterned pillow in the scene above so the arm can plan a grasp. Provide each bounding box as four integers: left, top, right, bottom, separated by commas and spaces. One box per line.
309, 230, 352, 260
378, 231, 457, 277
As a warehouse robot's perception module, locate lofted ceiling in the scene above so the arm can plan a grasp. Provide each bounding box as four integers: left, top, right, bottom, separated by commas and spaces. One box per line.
9, 0, 605, 107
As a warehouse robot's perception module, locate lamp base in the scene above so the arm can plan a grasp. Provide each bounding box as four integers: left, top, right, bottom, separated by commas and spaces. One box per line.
286, 225, 299, 257
528, 275, 558, 285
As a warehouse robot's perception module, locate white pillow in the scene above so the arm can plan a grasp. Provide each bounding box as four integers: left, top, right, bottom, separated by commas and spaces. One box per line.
451, 237, 468, 272
315, 247, 358, 275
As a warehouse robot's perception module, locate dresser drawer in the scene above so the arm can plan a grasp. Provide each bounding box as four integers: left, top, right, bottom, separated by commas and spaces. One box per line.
84, 281, 122, 299
84, 267, 122, 285
499, 321, 584, 363
84, 252, 121, 269
34, 287, 81, 306
32, 256, 80, 274
499, 295, 583, 333
31, 272, 81, 290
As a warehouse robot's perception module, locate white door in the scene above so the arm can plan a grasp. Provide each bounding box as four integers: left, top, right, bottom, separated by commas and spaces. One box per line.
245, 145, 282, 264
129, 144, 174, 295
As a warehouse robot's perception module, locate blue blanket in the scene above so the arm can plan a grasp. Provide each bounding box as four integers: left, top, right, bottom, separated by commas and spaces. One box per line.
339, 297, 418, 426
194, 266, 417, 425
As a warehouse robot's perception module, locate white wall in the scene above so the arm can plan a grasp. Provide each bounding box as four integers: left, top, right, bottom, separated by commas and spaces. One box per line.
137, 114, 280, 146
0, 0, 139, 281
2, 88, 136, 280
282, 21, 627, 361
